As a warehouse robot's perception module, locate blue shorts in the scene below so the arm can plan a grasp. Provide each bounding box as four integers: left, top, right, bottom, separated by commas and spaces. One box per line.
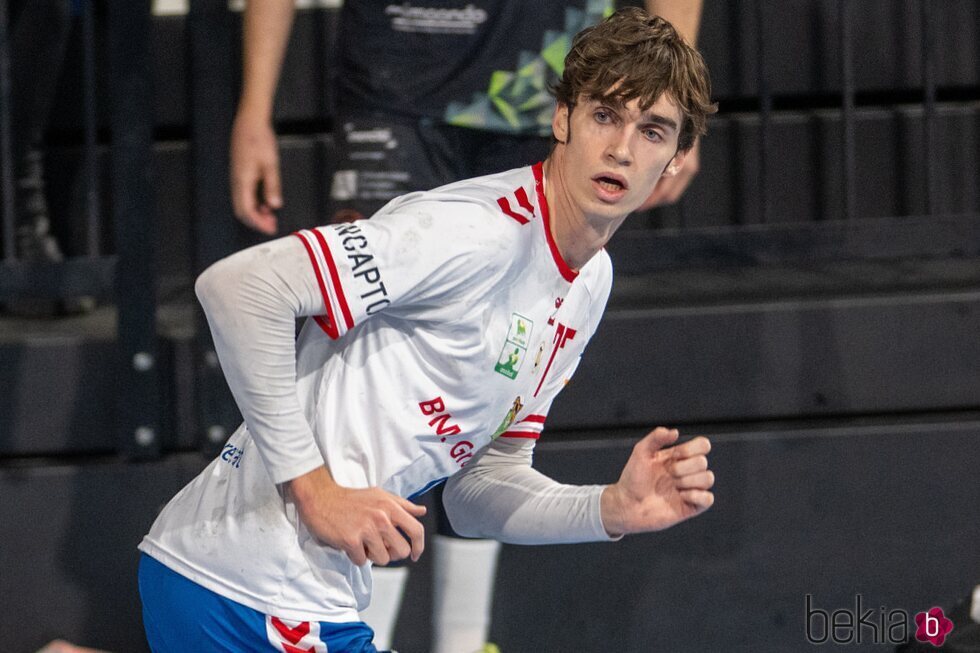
138, 554, 382, 652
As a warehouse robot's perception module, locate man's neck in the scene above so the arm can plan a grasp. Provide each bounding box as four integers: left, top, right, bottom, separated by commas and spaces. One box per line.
542, 155, 629, 271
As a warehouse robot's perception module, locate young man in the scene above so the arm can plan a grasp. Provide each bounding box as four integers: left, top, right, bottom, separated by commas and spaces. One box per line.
140, 8, 717, 652
231, 2, 703, 650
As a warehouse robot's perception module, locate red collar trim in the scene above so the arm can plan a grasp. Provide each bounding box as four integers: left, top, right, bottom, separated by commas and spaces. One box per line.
532, 162, 578, 283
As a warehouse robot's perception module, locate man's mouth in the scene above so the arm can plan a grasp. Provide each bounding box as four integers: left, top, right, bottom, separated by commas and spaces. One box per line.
592, 174, 628, 192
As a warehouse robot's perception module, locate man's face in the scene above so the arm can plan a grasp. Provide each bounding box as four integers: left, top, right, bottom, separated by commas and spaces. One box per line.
552, 92, 687, 220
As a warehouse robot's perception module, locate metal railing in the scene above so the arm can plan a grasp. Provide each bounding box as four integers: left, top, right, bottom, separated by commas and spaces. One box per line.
0, 0, 11, 262
752, 0, 944, 225
0, 0, 162, 458
614, 0, 980, 273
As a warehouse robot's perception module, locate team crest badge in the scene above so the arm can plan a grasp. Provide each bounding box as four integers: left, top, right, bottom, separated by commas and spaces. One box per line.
491, 396, 524, 440
494, 313, 533, 379
531, 341, 546, 374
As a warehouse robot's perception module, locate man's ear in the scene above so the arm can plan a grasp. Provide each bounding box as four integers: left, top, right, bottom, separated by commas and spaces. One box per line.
662, 148, 689, 178
552, 102, 570, 144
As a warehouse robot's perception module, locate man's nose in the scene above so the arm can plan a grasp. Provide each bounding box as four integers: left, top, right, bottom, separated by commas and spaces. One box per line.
605, 129, 633, 166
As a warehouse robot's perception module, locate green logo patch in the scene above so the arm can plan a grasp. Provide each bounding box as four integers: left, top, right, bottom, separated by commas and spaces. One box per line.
494, 313, 534, 380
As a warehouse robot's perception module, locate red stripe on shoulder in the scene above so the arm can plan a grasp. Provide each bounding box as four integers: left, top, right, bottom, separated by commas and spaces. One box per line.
293, 232, 340, 339
310, 229, 355, 331
497, 196, 530, 225
515, 186, 534, 215
293, 232, 330, 306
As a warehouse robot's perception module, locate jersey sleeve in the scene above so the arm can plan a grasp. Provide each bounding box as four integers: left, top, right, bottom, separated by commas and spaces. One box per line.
498, 412, 550, 440
442, 436, 620, 544
195, 236, 336, 485
293, 198, 509, 338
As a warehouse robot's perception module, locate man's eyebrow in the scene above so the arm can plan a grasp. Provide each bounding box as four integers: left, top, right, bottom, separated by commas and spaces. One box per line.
642, 114, 679, 131
588, 96, 680, 130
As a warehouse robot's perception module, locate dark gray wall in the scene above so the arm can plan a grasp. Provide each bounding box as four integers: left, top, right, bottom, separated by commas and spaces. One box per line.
2, 422, 977, 652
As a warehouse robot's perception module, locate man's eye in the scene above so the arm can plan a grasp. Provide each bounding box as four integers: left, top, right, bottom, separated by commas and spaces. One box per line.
643, 128, 662, 141
595, 110, 611, 123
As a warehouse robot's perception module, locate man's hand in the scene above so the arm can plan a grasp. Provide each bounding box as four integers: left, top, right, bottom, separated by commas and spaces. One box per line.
230, 110, 283, 235
640, 139, 700, 210
600, 427, 714, 537
287, 466, 427, 566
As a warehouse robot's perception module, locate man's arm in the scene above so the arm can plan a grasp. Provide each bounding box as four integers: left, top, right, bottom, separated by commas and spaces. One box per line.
230, 0, 296, 234
287, 465, 426, 566
196, 236, 426, 565
599, 427, 714, 537
642, 0, 704, 208
646, 0, 701, 45
443, 428, 713, 543
442, 438, 613, 544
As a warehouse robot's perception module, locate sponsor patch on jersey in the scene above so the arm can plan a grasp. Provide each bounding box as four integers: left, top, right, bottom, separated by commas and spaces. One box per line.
491, 395, 524, 440
531, 340, 546, 374
494, 313, 533, 379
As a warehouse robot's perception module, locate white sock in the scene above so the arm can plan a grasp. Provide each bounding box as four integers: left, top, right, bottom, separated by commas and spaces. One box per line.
360, 565, 409, 650
432, 536, 501, 653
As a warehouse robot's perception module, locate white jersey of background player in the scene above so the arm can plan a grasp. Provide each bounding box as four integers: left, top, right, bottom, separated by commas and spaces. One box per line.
140, 8, 718, 650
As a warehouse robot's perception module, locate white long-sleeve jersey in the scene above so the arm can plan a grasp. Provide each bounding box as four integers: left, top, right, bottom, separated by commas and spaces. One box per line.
139, 163, 616, 623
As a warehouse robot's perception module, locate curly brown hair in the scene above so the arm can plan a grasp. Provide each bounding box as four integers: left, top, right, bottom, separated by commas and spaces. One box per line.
553, 6, 717, 151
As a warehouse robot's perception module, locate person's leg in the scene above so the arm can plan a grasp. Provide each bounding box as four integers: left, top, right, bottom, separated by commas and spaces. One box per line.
431, 485, 502, 653
10, 0, 72, 149
357, 564, 408, 650
9, 0, 72, 262
138, 554, 378, 653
